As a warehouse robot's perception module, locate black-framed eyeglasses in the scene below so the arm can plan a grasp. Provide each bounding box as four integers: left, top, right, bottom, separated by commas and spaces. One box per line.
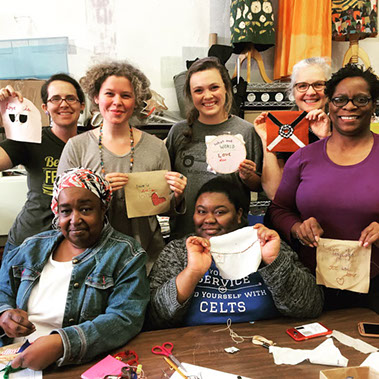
331, 95, 372, 107
47, 95, 80, 105
294, 81, 326, 93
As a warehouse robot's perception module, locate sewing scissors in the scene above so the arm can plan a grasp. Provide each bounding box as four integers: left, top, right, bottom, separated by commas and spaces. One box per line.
151, 342, 187, 373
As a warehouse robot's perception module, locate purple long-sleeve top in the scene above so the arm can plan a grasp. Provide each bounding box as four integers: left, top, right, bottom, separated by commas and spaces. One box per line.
268, 134, 379, 278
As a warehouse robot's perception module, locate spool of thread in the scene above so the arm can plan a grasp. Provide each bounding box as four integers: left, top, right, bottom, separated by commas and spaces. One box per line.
209, 33, 217, 47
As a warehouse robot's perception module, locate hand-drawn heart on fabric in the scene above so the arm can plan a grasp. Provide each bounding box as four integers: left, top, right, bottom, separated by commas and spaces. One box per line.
336, 277, 345, 285
151, 192, 166, 206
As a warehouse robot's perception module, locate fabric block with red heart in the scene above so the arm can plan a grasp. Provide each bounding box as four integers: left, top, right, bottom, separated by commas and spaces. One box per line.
151, 192, 167, 206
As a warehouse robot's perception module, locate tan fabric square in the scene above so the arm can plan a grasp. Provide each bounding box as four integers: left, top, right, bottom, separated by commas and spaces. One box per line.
316, 238, 371, 293
124, 170, 170, 218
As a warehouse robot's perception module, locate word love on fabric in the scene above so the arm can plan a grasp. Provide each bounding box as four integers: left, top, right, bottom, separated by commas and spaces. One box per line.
206, 134, 247, 174
0, 97, 42, 143
316, 238, 371, 293
124, 170, 170, 218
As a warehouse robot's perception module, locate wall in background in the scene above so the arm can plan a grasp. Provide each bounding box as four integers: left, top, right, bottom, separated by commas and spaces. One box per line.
0, 1, 378, 114
0, 0, 211, 114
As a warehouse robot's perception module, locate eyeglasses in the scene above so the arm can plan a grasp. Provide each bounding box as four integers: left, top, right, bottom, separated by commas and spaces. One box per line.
294, 81, 326, 93
47, 95, 80, 105
331, 96, 372, 107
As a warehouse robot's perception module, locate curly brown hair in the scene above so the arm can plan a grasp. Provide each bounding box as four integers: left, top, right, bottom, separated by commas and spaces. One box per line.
81, 61, 152, 119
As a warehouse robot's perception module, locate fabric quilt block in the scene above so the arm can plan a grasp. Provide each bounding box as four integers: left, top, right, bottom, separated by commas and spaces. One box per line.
266, 111, 309, 152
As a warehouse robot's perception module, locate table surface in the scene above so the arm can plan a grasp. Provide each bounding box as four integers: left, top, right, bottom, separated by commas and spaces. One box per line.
44, 307, 379, 379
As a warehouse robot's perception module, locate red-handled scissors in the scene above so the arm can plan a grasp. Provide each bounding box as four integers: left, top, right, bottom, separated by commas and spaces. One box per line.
151, 342, 187, 373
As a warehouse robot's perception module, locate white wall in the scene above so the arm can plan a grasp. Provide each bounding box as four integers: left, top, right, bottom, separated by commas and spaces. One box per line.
331, 38, 379, 74
0, 0, 211, 113
1, 1, 379, 113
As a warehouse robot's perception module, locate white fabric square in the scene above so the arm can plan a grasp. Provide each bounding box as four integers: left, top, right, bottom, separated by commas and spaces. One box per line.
210, 226, 261, 280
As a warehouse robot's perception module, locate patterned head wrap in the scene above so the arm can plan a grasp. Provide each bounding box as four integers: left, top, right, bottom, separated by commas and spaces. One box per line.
51, 167, 112, 227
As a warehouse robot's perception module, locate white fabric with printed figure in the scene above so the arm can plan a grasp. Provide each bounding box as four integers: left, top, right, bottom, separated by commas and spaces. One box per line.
0, 97, 42, 143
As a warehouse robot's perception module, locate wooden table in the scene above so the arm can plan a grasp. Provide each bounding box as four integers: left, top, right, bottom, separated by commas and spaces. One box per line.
44, 308, 379, 378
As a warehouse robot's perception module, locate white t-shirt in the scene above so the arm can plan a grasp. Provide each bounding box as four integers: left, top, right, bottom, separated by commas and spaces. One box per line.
15, 254, 73, 343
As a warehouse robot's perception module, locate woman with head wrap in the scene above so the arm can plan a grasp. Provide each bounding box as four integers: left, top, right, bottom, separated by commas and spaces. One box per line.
0, 167, 149, 371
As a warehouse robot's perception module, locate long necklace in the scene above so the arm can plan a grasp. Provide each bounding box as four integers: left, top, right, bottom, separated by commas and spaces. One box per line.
98, 124, 134, 177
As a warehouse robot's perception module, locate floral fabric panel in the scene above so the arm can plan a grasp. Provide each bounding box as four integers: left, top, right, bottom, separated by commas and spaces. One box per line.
230, 0, 275, 52
332, 0, 378, 40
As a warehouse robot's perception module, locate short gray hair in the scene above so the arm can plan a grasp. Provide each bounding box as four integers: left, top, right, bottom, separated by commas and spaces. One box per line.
288, 57, 332, 97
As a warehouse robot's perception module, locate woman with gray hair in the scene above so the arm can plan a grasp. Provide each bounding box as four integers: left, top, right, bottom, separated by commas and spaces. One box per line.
254, 57, 332, 199
58, 61, 187, 272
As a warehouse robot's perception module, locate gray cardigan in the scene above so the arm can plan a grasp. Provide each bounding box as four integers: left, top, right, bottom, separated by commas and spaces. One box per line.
148, 236, 324, 329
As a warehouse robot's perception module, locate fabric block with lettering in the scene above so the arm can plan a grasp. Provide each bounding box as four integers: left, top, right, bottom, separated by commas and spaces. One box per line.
266, 111, 309, 152
316, 238, 371, 293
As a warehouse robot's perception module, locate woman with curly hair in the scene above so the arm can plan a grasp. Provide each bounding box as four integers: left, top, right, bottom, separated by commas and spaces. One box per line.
58, 61, 186, 272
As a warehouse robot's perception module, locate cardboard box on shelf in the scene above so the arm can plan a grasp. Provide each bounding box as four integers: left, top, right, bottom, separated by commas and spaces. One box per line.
0, 79, 49, 127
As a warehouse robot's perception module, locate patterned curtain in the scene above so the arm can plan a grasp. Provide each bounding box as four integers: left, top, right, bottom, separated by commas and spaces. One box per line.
230, 0, 275, 53
273, 0, 332, 80
332, 0, 377, 41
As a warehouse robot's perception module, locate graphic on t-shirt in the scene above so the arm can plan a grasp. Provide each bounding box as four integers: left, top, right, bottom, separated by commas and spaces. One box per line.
182, 154, 195, 168
184, 262, 279, 326
0, 97, 42, 143
43, 156, 59, 196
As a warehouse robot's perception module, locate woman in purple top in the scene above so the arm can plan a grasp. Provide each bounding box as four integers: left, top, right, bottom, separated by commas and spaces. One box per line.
268, 64, 379, 312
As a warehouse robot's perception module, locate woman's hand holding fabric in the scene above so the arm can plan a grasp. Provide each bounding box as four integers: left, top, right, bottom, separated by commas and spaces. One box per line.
11, 334, 63, 371
359, 222, 379, 248
185, 236, 212, 278
253, 112, 268, 144
254, 223, 281, 265
306, 109, 331, 139
165, 171, 187, 205
291, 217, 324, 248
0, 309, 35, 338
0, 85, 23, 102
238, 159, 257, 182
105, 172, 128, 191
175, 236, 211, 304
254, 111, 285, 200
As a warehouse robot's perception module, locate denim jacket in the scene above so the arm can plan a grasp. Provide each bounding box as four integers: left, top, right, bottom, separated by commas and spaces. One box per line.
0, 223, 149, 366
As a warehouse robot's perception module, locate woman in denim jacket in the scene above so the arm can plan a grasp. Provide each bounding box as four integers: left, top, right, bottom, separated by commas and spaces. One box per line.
0, 168, 149, 370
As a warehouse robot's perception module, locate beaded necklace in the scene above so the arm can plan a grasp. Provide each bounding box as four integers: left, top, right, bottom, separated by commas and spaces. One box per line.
98, 124, 134, 177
